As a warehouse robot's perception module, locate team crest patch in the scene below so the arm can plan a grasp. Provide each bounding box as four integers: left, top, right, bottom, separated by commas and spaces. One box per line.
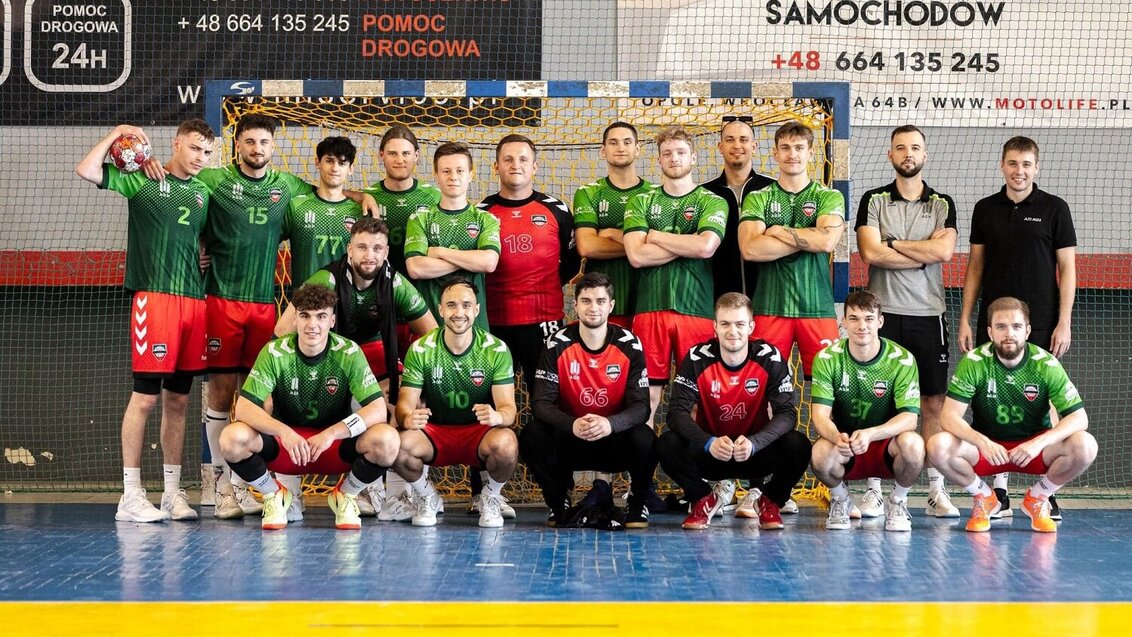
466, 223, 480, 239
344, 217, 356, 232
270, 188, 283, 203
470, 369, 486, 386
1023, 384, 1040, 402
152, 343, 168, 361
326, 377, 339, 395
207, 338, 221, 354
194, 193, 205, 208
802, 201, 817, 217
873, 380, 888, 398
531, 214, 548, 227
683, 205, 696, 221
745, 378, 760, 395
605, 364, 622, 382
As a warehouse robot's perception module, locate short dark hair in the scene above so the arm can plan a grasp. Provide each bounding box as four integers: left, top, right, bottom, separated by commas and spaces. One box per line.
602, 122, 638, 144
291, 284, 337, 313
987, 296, 1030, 325
380, 124, 419, 152
844, 290, 882, 315
316, 136, 356, 164
176, 118, 216, 142
235, 114, 278, 139
433, 141, 473, 171
496, 134, 537, 160
774, 121, 814, 147
715, 292, 753, 315
350, 215, 388, 241
574, 272, 614, 299
890, 125, 925, 143
440, 275, 478, 299
1002, 136, 1040, 163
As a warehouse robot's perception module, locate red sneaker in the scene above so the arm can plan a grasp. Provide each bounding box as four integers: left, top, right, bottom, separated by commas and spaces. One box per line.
757, 494, 784, 530
682, 492, 720, 530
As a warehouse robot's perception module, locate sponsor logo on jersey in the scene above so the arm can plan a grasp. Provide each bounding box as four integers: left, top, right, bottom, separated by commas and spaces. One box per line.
152, 343, 168, 361
194, 192, 205, 208
531, 214, 548, 227
270, 188, 283, 203
208, 338, 222, 354
326, 377, 339, 395
568, 360, 581, 381
986, 378, 997, 399
1023, 384, 1040, 402
158, 180, 171, 198
290, 377, 300, 395
466, 223, 480, 239
432, 366, 444, 382
683, 205, 696, 221
605, 364, 621, 382
745, 378, 760, 395
802, 201, 817, 217
649, 203, 663, 219
873, 380, 888, 398
232, 183, 244, 199
710, 379, 722, 398
470, 369, 486, 387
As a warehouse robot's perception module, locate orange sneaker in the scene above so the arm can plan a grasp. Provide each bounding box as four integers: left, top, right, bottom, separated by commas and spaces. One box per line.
965, 491, 1001, 533
1022, 488, 1058, 533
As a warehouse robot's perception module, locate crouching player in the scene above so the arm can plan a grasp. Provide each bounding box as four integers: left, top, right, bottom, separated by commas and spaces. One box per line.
220, 284, 399, 530
810, 291, 925, 532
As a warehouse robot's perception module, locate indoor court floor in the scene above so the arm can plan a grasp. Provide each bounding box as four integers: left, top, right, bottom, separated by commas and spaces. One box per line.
1, 498, 1129, 636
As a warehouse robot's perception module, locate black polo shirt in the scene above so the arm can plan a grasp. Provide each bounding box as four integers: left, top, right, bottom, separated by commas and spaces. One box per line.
970, 184, 1076, 330
702, 168, 774, 297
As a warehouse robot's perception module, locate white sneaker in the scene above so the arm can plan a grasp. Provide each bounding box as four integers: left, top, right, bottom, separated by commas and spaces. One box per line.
379, 491, 416, 522
411, 486, 443, 527
780, 498, 799, 514
735, 489, 761, 519
200, 465, 216, 506
286, 491, 305, 523
470, 493, 516, 519
234, 483, 264, 514
712, 480, 737, 520
115, 489, 170, 523
826, 496, 852, 530
260, 486, 292, 531
859, 487, 885, 518
476, 494, 505, 528
357, 486, 382, 518
884, 495, 912, 532
160, 489, 199, 521
925, 489, 961, 518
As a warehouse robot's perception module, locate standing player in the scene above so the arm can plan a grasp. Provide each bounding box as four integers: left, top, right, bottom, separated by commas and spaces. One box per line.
368, 125, 443, 278
520, 273, 655, 528
957, 136, 1077, 519
739, 121, 845, 380
220, 284, 400, 530
392, 279, 519, 528
76, 120, 215, 522
404, 142, 501, 332
623, 126, 728, 426
810, 291, 925, 532
574, 122, 656, 328
701, 115, 773, 297
658, 293, 808, 531
855, 125, 959, 519
928, 297, 1095, 533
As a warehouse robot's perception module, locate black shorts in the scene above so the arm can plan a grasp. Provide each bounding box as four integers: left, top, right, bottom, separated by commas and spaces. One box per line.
880, 313, 949, 395
492, 320, 563, 389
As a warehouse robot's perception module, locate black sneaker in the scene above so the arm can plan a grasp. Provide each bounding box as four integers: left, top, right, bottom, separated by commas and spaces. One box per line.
547, 497, 570, 528
990, 487, 1013, 519
624, 504, 649, 529
1049, 494, 1063, 521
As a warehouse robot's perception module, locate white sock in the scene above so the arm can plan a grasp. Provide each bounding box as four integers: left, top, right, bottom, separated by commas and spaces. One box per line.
830, 482, 850, 501
386, 470, 408, 497
484, 476, 505, 498
866, 477, 882, 492
204, 408, 229, 466
162, 464, 181, 495
964, 477, 992, 498
248, 472, 277, 494
993, 472, 1009, 490
926, 468, 945, 493
408, 473, 429, 494
342, 472, 369, 497
1031, 475, 1061, 499
123, 467, 142, 493
891, 483, 911, 502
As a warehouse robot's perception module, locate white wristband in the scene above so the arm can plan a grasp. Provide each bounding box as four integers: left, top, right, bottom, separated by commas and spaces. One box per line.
344, 413, 366, 438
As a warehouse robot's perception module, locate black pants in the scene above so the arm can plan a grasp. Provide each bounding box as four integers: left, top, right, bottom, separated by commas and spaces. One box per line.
519, 419, 656, 508
656, 429, 811, 505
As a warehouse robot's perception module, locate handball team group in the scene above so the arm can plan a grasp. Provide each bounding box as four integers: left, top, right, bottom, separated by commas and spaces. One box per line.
75, 114, 1094, 535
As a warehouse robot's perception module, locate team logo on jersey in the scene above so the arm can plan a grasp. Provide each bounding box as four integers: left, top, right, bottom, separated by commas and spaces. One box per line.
802, 201, 817, 217
605, 364, 622, 382
872, 380, 888, 398
342, 217, 356, 232
194, 192, 205, 208
470, 369, 486, 387
683, 205, 696, 221
326, 377, 340, 395
466, 223, 480, 239
1023, 384, 1040, 402
270, 188, 283, 203
710, 380, 722, 398
531, 214, 548, 227
152, 343, 168, 361
568, 360, 581, 381
745, 378, 760, 395
207, 338, 222, 354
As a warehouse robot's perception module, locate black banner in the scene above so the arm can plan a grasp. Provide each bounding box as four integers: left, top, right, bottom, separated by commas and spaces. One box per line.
1, 0, 542, 126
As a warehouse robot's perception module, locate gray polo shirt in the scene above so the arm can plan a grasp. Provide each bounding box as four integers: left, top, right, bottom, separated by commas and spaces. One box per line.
855, 181, 957, 316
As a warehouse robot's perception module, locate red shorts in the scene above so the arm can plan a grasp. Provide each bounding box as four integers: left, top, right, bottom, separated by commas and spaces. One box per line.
395, 322, 418, 360
422, 424, 492, 468
206, 297, 276, 372
753, 315, 839, 376
131, 291, 207, 376
608, 315, 633, 330
263, 426, 353, 475
632, 310, 714, 383
842, 439, 896, 481
971, 435, 1050, 476
360, 339, 404, 381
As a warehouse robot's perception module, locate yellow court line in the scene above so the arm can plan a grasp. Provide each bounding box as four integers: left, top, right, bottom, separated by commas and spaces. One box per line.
3, 601, 1130, 637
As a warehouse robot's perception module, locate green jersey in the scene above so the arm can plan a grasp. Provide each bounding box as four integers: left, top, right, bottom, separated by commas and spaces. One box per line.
623, 186, 727, 318
365, 179, 442, 274
573, 177, 656, 315
240, 332, 383, 429
403, 203, 501, 331
947, 343, 1084, 441
282, 193, 362, 285
101, 166, 209, 299
740, 181, 845, 318
198, 166, 312, 303
401, 326, 515, 426
811, 338, 921, 434
305, 267, 428, 343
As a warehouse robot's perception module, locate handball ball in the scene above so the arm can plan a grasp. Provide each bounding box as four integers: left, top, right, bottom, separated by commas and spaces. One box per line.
109, 134, 152, 173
